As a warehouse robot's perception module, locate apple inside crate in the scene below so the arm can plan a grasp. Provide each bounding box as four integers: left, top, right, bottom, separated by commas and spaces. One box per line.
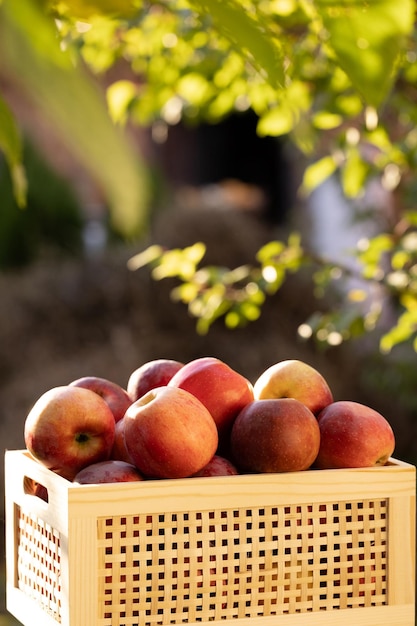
5, 450, 416, 626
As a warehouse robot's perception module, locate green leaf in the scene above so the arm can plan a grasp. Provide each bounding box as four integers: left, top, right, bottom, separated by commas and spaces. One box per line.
316, 0, 415, 107
127, 244, 164, 270
301, 155, 338, 193
0, 94, 21, 163
256, 240, 285, 264
391, 250, 410, 271
312, 111, 343, 130
188, 0, 285, 88
257, 104, 294, 137
225, 310, 242, 329
0, 94, 26, 206
0, 0, 150, 237
341, 148, 369, 198
240, 301, 261, 321
107, 80, 138, 125
150, 243, 206, 281
177, 72, 214, 107
171, 282, 200, 303
380, 315, 415, 353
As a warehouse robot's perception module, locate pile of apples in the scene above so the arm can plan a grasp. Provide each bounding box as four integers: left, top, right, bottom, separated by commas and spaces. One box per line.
23, 357, 396, 488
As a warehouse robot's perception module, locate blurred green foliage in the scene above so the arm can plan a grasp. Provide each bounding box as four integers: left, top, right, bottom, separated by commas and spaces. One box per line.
2, 0, 417, 352
0, 0, 150, 238
0, 141, 83, 268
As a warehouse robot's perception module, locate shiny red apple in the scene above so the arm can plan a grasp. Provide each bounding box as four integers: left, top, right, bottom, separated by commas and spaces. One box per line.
315, 400, 395, 469
73, 459, 144, 483
191, 455, 239, 477
168, 357, 254, 444
124, 385, 218, 479
231, 398, 320, 473
110, 417, 135, 464
24, 385, 116, 480
127, 358, 184, 402
69, 375, 132, 422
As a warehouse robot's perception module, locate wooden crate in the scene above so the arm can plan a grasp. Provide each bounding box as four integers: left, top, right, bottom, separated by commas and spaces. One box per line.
5, 449, 416, 626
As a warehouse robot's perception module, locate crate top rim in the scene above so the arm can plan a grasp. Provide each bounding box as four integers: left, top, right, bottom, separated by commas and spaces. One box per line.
5, 449, 415, 518
6, 448, 415, 496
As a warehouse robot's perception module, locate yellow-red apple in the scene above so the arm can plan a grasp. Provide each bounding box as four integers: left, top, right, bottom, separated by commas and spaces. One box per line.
73, 460, 144, 483
127, 358, 184, 402
24, 385, 116, 480
167, 357, 254, 444
230, 398, 320, 473
253, 359, 333, 415
69, 375, 132, 422
191, 455, 239, 477
124, 385, 218, 479
315, 400, 395, 469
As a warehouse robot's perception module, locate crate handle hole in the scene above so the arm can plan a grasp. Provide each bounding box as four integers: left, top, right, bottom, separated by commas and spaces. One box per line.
23, 476, 49, 502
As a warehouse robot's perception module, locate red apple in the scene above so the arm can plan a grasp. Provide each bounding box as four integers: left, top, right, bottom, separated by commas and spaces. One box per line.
73, 460, 144, 483
127, 358, 184, 402
168, 357, 254, 443
253, 359, 333, 415
69, 375, 132, 423
34, 482, 49, 502
124, 385, 218, 479
24, 478, 49, 502
110, 417, 135, 464
24, 385, 116, 480
315, 400, 395, 469
230, 398, 320, 473
191, 455, 239, 477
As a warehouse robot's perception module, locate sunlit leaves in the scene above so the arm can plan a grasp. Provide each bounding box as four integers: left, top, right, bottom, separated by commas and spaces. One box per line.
257, 81, 311, 137
299, 309, 366, 347
380, 304, 417, 355
176, 73, 214, 107
188, 0, 285, 88
127, 235, 305, 334
256, 105, 294, 137
356, 234, 394, 280
301, 155, 338, 194
50, 0, 142, 20
341, 147, 370, 198
127, 243, 165, 270
107, 80, 138, 124
74, 16, 121, 73
125, 209, 417, 350
256, 234, 305, 293
129, 242, 207, 280
312, 111, 343, 130
316, 0, 415, 108
49, 0, 417, 196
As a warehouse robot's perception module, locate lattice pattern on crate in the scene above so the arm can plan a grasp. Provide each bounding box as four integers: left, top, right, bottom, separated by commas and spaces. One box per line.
16, 505, 62, 623
97, 498, 388, 626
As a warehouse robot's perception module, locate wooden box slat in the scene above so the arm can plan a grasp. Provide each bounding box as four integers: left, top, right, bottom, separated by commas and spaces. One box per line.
5, 450, 416, 626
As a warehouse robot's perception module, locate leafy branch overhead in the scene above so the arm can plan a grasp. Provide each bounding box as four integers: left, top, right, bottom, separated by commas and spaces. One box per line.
128, 217, 417, 352
1, 0, 417, 351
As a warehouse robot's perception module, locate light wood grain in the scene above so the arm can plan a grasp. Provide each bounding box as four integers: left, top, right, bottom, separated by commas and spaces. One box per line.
5, 450, 416, 626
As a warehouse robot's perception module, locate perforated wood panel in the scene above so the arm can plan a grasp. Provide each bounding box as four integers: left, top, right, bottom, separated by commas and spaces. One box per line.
97, 499, 388, 625
6, 452, 415, 626
16, 506, 62, 623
